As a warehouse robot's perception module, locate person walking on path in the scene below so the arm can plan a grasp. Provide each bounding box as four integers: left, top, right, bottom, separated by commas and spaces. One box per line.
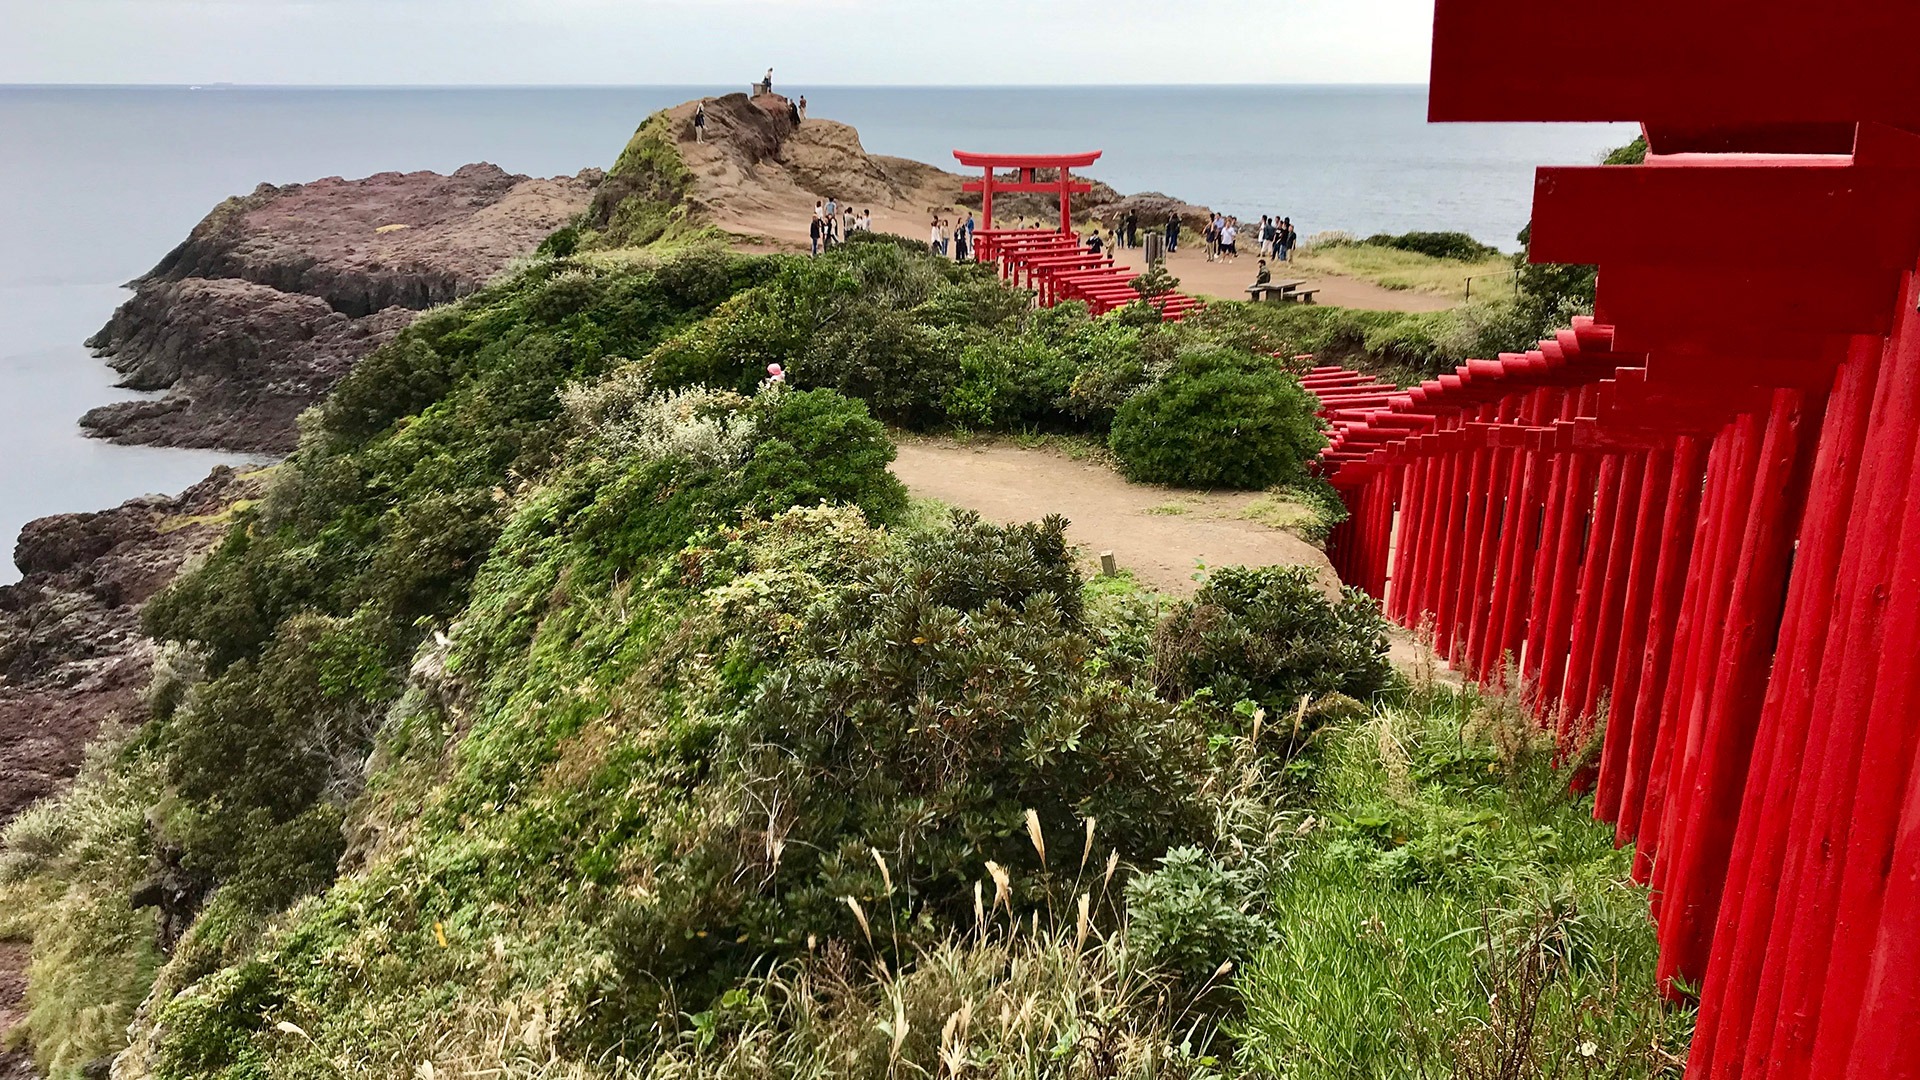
1222, 220, 1239, 260
1277, 217, 1296, 262
694, 102, 707, 143
1166, 215, 1181, 253
930, 218, 946, 257
809, 215, 823, 257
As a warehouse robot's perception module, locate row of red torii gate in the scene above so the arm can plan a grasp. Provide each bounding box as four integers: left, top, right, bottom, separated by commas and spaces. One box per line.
1306, 3, 1920, 1078
949, 150, 1199, 321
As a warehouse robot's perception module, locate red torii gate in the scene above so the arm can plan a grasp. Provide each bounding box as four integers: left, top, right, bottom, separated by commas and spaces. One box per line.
953, 150, 1101, 233
1307, 3, 1920, 1078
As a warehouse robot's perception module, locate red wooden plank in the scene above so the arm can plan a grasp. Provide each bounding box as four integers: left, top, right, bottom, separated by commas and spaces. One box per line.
1429, 0, 1920, 126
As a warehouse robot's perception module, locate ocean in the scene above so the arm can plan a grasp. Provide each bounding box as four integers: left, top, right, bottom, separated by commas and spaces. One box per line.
0, 84, 1634, 584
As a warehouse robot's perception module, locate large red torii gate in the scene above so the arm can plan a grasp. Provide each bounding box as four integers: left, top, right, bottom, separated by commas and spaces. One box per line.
953, 150, 1101, 232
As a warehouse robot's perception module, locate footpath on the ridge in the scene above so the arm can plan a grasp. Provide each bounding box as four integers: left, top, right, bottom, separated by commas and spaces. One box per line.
889, 437, 1342, 599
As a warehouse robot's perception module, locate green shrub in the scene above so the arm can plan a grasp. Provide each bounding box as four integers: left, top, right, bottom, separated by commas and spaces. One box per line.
943, 335, 1075, 429
1360, 231, 1503, 261
738, 387, 909, 525
1108, 348, 1325, 490
1152, 565, 1392, 713
1126, 846, 1274, 979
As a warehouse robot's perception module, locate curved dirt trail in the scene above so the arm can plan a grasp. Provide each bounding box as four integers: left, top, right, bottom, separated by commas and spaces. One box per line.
889, 438, 1342, 599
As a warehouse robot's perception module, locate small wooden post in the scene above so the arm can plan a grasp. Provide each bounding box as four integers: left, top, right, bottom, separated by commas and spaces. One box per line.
1100, 552, 1118, 578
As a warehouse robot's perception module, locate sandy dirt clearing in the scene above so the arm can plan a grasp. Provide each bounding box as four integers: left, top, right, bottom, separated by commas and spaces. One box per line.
889, 438, 1342, 599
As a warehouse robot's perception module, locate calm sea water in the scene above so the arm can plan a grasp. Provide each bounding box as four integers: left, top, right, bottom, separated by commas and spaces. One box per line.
0, 85, 1633, 584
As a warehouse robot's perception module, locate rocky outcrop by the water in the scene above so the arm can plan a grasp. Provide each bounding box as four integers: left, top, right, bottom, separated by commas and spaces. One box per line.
0, 467, 263, 825
1088, 192, 1215, 235
85, 164, 598, 453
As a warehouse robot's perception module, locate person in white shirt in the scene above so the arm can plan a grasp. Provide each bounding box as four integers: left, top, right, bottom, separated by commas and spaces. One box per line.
1222, 222, 1239, 259
930, 218, 946, 256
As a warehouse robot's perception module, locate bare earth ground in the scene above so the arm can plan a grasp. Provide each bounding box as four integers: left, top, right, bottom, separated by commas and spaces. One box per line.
889, 438, 1342, 600
1098, 240, 1454, 312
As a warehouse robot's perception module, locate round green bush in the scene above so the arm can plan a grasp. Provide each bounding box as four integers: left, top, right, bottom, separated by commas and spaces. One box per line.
1107, 348, 1325, 490
1151, 564, 1393, 711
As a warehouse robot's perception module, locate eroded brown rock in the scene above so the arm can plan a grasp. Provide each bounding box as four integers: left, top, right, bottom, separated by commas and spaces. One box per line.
86, 164, 597, 453
0, 468, 264, 825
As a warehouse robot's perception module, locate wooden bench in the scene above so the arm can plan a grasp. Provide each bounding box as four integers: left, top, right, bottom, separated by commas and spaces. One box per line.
1247, 279, 1308, 303
1288, 288, 1320, 304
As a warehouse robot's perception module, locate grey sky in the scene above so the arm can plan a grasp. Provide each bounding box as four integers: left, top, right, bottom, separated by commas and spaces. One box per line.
2, 0, 1437, 86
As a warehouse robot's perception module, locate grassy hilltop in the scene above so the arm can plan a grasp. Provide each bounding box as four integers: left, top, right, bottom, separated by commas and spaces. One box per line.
0, 116, 1684, 1079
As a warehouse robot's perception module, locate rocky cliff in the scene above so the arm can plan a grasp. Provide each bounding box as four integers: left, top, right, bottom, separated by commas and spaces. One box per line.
85, 164, 598, 454
0, 469, 263, 825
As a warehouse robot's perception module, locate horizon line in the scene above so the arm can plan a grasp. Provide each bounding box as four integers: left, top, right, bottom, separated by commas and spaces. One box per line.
0, 81, 1433, 91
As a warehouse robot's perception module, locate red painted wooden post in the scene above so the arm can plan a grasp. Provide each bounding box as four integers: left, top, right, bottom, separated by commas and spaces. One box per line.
1654, 412, 1762, 914
1593, 446, 1673, 824
1484, 390, 1558, 683
1524, 424, 1575, 693
1656, 387, 1822, 994
1415, 436, 1460, 630
1460, 400, 1519, 674
1804, 424, 1920, 1077
1577, 448, 1649, 734
1534, 416, 1599, 721
1694, 338, 1880, 1079
1558, 450, 1626, 746
1843, 731, 1920, 1078
1615, 436, 1708, 852
1634, 429, 1732, 883
1439, 405, 1496, 663
1745, 297, 1920, 1080
1758, 286, 1920, 1076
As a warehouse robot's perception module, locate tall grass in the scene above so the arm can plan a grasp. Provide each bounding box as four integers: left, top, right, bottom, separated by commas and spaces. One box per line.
1229, 693, 1693, 1078
1289, 243, 1516, 303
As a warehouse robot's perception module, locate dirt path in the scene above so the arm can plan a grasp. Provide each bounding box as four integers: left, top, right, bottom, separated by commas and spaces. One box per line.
889, 439, 1341, 599
1099, 241, 1454, 312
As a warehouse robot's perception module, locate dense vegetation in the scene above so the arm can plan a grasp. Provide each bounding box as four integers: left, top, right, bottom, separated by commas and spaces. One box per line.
0, 120, 1684, 1080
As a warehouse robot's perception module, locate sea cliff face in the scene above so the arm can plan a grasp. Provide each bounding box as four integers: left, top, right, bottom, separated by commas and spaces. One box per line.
84, 163, 598, 454
0, 468, 262, 824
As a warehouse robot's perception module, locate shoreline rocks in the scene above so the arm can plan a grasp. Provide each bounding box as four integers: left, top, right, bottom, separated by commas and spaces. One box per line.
0, 467, 264, 825
85, 164, 598, 454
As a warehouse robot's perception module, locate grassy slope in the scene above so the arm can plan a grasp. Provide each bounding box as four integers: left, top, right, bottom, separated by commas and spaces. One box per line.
1233, 690, 1693, 1078
1289, 244, 1517, 304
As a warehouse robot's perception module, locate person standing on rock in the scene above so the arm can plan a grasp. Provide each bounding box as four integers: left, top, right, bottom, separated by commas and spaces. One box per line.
763, 68, 775, 95
693, 102, 707, 144
799, 95, 809, 119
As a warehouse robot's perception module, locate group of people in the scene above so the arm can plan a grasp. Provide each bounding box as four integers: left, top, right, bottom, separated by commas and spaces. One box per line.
930, 213, 978, 260
1200, 213, 1297, 263
811, 197, 872, 255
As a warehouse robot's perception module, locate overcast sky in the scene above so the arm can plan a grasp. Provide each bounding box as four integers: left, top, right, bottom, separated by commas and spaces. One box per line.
2, 0, 1437, 86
